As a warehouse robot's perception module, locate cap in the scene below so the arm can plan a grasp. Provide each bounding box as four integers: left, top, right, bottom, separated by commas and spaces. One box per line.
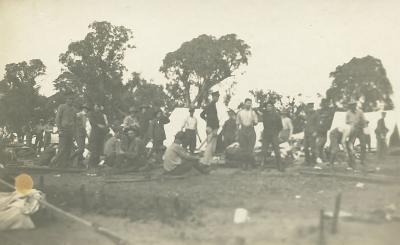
211, 91, 220, 97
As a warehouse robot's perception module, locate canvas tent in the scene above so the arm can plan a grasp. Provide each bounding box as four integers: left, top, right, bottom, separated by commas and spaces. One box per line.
328, 110, 399, 148
164, 106, 303, 151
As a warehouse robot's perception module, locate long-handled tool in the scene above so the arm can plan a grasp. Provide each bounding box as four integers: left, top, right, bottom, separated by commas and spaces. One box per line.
0, 177, 129, 245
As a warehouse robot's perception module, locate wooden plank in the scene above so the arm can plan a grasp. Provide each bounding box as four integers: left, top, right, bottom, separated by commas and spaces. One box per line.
299, 170, 400, 184
2, 165, 85, 174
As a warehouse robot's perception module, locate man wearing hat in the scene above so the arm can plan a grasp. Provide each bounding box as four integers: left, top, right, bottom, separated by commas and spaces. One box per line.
52, 93, 76, 167
163, 131, 210, 175
375, 111, 389, 158
147, 108, 170, 163
303, 102, 319, 166
200, 91, 220, 165
261, 101, 284, 171
345, 99, 367, 167
221, 109, 238, 149
181, 107, 200, 153
314, 99, 335, 163
122, 106, 140, 130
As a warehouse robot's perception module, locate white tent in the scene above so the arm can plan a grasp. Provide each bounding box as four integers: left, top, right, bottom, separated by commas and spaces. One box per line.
165, 104, 230, 148
328, 110, 398, 148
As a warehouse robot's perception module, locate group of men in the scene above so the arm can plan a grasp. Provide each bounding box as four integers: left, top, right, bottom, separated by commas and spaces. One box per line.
42, 93, 171, 173
166, 93, 391, 175
2, 90, 392, 176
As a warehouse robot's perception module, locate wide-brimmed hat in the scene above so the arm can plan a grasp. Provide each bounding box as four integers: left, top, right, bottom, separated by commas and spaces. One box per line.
211, 91, 220, 97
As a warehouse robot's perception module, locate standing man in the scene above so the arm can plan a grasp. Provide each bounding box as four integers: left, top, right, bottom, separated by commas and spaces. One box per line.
72, 103, 89, 167
315, 99, 335, 163
303, 103, 319, 166
261, 101, 284, 171
88, 103, 109, 171
181, 107, 200, 153
346, 100, 367, 168
236, 98, 258, 168
375, 111, 389, 158
200, 91, 220, 165
147, 109, 170, 163
221, 109, 238, 149
52, 94, 76, 167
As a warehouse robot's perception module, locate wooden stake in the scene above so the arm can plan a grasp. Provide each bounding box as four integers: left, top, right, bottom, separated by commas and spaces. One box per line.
331, 193, 342, 234
318, 209, 325, 245
80, 184, 87, 212
39, 175, 44, 190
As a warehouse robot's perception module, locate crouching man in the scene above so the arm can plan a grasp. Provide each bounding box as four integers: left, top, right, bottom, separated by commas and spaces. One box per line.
163, 131, 210, 176
115, 128, 146, 170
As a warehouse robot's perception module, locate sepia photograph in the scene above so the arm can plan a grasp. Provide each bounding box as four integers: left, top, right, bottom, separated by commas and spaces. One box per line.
0, 0, 400, 244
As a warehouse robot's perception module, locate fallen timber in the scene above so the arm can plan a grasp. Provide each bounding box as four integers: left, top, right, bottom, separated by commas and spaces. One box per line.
299, 170, 400, 184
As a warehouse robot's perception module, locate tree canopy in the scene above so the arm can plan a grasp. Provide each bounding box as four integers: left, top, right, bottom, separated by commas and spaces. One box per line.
326, 55, 394, 111
160, 34, 251, 107
57, 21, 134, 114
0, 59, 49, 132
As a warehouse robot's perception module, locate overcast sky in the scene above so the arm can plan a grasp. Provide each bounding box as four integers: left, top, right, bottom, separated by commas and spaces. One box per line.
1, 0, 399, 107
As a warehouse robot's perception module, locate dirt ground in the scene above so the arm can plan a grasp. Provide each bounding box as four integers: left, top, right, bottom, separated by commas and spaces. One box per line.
1, 152, 400, 245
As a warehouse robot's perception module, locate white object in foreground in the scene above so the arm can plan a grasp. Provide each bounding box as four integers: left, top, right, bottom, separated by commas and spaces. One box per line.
234, 208, 250, 224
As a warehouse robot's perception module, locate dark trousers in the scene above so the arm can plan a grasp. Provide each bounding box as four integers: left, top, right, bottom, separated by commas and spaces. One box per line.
44, 132, 51, 149
238, 126, 256, 154
34, 134, 44, 153
376, 135, 387, 158
262, 133, 282, 169
304, 133, 317, 164
89, 130, 106, 168
329, 130, 342, 165
365, 134, 371, 152
71, 130, 86, 166
52, 127, 74, 167
315, 131, 327, 161
347, 128, 366, 165
183, 129, 196, 153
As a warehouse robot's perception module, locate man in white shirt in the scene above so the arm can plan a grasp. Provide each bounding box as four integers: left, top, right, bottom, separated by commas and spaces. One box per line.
236, 98, 259, 168
181, 108, 201, 153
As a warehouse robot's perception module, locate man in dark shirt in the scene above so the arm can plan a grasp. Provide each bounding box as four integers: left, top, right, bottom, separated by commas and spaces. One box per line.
303, 103, 318, 166
261, 101, 284, 171
51, 95, 76, 167
315, 99, 335, 162
375, 111, 389, 158
147, 109, 170, 163
116, 128, 145, 170
200, 91, 220, 165
221, 109, 237, 149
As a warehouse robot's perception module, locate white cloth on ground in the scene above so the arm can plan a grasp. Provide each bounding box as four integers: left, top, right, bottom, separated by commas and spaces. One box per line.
0, 189, 44, 231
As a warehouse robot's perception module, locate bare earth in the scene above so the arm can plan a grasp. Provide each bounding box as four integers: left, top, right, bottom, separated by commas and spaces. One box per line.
1, 152, 400, 245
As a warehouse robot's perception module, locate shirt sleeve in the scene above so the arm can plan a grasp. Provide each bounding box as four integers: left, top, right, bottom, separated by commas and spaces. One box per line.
55, 105, 63, 128
253, 111, 258, 124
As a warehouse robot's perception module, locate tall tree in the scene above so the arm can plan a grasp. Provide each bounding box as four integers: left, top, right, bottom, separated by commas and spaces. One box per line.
327, 55, 394, 111
160, 34, 251, 107
0, 59, 48, 133
57, 21, 134, 116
